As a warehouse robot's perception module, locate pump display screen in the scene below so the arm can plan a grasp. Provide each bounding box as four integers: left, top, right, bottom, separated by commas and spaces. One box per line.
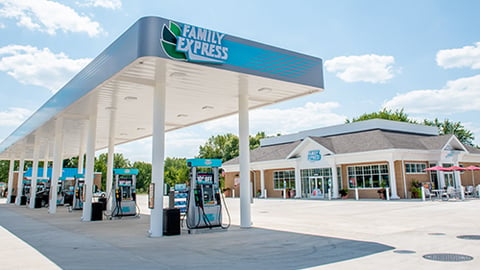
202, 184, 215, 205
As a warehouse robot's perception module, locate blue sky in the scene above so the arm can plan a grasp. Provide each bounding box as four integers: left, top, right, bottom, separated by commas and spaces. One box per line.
0, 0, 479, 162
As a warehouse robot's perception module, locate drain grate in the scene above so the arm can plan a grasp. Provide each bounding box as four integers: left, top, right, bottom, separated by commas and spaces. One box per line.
423, 253, 473, 262
457, 235, 480, 240
394, 250, 416, 254
428, 232, 446, 236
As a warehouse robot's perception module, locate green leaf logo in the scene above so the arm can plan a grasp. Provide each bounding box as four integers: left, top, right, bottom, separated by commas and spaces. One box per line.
161, 22, 186, 60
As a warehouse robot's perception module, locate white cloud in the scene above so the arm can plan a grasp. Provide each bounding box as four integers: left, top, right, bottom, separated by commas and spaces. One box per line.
383, 74, 480, 114
0, 107, 32, 126
0, 44, 91, 92
0, 0, 103, 37
79, 0, 122, 9
0, 22, 5, 28
324, 54, 395, 83
203, 102, 346, 136
436, 42, 480, 69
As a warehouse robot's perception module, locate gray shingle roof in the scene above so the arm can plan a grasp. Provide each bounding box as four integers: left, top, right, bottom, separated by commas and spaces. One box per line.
311, 130, 454, 154
224, 129, 476, 165
223, 140, 301, 165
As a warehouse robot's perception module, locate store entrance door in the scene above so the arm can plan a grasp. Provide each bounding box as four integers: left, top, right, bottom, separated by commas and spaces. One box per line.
308, 176, 325, 199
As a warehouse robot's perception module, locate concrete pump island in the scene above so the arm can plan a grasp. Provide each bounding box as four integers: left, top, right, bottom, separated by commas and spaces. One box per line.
1, 16, 479, 270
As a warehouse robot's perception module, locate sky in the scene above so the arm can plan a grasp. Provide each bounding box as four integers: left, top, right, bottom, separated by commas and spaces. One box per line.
0, 0, 479, 162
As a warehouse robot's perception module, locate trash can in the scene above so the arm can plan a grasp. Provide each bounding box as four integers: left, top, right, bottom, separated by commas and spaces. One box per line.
91, 202, 103, 221
9, 195, 16, 204
20, 196, 27, 205
34, 197, 42, 208
98, 197, 107, 211
163, 208, 180, 236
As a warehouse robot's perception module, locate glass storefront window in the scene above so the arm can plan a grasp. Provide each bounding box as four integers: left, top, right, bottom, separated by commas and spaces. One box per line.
347, 164, 389, 188
273, 170, 295, 190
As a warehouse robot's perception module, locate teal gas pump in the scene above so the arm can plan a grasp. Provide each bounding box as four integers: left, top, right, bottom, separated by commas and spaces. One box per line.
72, 174, 85, 210
111, 168, 138, 217
185, 159, 229, 230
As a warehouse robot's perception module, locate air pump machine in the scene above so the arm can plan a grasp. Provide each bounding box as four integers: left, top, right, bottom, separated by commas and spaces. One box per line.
185, 159, 227, 230
111, 168, 138, 217
72, 174, 85, 210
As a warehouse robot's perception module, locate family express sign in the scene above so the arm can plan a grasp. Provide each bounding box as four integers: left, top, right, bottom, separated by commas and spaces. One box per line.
161, 21, 229, 63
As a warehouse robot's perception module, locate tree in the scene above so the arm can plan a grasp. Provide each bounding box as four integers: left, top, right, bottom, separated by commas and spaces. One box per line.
345, 108, 413, 123
164, 157, 189, 187
346, 108, 476, 146
132, 161, 152, 193
197, 132, 267, 162
94, 153, 132, 190
423, 118, 475, 146
0, 160, 9, 183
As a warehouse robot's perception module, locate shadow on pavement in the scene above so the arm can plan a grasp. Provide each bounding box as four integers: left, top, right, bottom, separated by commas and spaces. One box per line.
0, 204, 394, 270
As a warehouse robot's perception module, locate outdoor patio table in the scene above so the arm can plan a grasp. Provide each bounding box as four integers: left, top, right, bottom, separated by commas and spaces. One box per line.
431, 189, 446, 200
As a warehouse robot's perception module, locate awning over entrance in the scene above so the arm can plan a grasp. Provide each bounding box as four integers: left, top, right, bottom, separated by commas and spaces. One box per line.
0, 17, 324, 160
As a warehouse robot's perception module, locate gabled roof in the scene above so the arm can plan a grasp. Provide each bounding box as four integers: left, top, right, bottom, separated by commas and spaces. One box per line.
311, 130, 459, 154
224, 128, 476, 165
260, 119, 439, 147
223, 140, 301, 165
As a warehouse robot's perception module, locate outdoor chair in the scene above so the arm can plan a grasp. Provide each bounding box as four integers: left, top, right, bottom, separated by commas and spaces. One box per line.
465, 186, 474, 198
424, 188, 435, 200
446, 186, 456, 200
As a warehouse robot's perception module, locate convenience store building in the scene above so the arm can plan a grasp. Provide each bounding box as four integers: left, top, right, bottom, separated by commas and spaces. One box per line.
222, 119, 480, 199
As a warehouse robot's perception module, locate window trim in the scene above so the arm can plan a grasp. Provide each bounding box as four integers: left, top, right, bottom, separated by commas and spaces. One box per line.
347, 163, 389, 189
273, 169, 295, 190
405, 162, 427, 174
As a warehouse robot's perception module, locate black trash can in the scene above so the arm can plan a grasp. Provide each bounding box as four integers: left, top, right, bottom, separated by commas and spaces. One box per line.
34, 197, 42, 208
91, 202, 103, 221
20, 196, 27, 205
163, 208, 181, 236
98, 197, 107, 211
9, 195, 16, 204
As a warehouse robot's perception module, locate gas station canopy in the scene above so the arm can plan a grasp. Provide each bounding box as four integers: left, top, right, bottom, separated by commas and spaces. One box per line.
0, 16, 324, 161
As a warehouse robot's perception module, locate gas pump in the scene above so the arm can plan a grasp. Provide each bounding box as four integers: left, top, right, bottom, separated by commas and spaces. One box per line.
62, 178, 75, 206
186, 159, 229, 230
22, 178, 31, 204
111, 168, 138, 217
23, 177, 49, 207
72, 174, 85, 210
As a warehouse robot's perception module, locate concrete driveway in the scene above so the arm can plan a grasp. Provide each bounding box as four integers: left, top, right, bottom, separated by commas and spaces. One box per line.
1, 196, 479, 269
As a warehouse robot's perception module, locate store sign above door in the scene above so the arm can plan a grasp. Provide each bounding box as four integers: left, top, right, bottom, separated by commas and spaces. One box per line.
308, 150, 322, 161
161, 21, 228, 63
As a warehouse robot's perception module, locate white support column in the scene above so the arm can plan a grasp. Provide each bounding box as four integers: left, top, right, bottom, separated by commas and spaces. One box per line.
439, 171, 446, 189
42, 146, 49, 179
29, 137, 40, 209
238, 76, 251, 228
49, 118, 63, 214
78, 129, 85, 175
388, 158, 400, 199
454, 162, 462, 189
294, 164, 302, 198
7, 159, 15, 203
43, 161, 48, 178
260, 169, 265, 198
331, 165, 339, 199
82, 112, 97, 221
15, 157, 25, 205
150, 60, 166, 237
106, 107, 116, 213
